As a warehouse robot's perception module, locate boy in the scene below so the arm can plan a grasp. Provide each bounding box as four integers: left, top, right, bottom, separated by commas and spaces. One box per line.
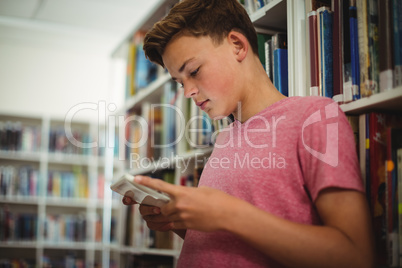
123, 0, 374, 267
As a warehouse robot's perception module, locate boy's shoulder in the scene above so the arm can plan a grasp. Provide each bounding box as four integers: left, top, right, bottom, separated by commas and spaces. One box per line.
277, 96, 337, 115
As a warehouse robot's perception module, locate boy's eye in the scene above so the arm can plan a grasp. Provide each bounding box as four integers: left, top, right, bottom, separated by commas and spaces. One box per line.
190, 67, 200, 77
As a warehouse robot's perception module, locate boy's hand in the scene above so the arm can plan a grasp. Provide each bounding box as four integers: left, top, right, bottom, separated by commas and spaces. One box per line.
122, 196, 174, 232
133, 175, 240, 232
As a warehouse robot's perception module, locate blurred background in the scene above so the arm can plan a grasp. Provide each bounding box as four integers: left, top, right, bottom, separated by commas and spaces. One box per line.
0, 0, 159, 121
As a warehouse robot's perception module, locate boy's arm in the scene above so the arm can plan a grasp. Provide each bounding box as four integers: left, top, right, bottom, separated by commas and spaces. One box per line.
226, 187, 374, 268
134, 176, 374, 268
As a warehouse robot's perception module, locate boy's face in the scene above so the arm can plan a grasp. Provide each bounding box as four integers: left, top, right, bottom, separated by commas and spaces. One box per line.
162, 34, 242, 120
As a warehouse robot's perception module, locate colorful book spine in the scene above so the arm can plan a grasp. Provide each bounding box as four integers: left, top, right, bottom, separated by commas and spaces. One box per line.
342, 0, 353, 102
392, 0, 402, 87
0, 207, 38, 241
357, 0, 370, 97
47, 171, 88, 199
265, 39, 273, 80
378, 0, 394, 92
386, 128, 402, 267
257, 33, 272, 74
273, 48, 288, 96
272, 33, 287, 97
332, 0, 344, 102
308, 11, 320, 96
365, 113, 402, 266
318, 7, 334, 98
367, 0, 380, 94
397, 148, 402, 266
349, 0, 360, 100
0, 166, 39, 197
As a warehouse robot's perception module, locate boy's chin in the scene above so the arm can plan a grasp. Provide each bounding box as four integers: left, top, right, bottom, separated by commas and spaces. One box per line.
210, 114, 230, 121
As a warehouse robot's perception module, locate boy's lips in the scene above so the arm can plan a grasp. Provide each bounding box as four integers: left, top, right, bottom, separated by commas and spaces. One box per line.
196, 99, 209, 110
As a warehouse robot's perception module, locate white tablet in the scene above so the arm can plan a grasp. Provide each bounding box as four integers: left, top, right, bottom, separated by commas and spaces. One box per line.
110, 174, 170, 207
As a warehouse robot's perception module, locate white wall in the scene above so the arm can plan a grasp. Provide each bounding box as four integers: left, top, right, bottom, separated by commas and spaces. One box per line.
0, 41, 125, 123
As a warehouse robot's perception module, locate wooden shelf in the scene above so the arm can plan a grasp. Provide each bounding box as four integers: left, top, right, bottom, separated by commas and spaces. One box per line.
340, 87, 402, 115
0, 196, 41, 205
123, 73, 172, 112
0, 241, 38, 249
250, 0, 287, 31
0, 150, 42, 162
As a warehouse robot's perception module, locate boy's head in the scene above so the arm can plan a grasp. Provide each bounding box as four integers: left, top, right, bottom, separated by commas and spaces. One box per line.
143, 0, 258, 67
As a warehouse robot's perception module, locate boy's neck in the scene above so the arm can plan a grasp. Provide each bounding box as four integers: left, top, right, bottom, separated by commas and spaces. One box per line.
232, 55, 287, 123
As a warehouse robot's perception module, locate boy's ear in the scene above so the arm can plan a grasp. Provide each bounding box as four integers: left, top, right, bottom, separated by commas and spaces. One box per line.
227, 31, 248, 62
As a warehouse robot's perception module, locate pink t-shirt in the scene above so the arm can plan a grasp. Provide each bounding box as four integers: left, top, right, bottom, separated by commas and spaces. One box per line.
177, 96, 364, 268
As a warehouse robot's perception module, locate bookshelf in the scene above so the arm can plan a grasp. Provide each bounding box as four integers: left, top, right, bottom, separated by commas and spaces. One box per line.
0, 112, 118, 267
109, 0, 402, 267
302, 0, 402, 267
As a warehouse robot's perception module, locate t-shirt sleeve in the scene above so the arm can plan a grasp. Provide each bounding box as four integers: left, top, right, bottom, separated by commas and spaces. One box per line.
298, 98, 364, 202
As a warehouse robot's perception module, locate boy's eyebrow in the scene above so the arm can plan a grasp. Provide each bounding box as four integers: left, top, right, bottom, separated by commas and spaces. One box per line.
179, 57, 195, 73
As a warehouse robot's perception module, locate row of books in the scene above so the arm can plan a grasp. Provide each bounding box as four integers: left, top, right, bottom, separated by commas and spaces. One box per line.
44, 214, 87, 243
0, 206, 37, 241
351, 112, 402, 267
307, 0, 402, 103
125, 32, 165, 99
125, 82, 178, 165
258, 32, 289, 97
42, 255, 85, 268
0, 120, 106, 157
0, 259, 35, 267
0, 121, 41, 152
94, 215, 117, 243
47, 170, 88, 199
49, 128, 92, 156
0, 166, 39, 197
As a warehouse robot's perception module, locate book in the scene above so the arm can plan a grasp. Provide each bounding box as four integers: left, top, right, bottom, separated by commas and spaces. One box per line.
271, 33, 288, 96
366, 112, 402, 266
332, 0, 344, 102
386, 128, 402, 266
308, 10, 320, 96
273, 48, 288, 96
257, 33, 272, 73
264, 39, 273, 79
393, 0, 402, 87
349, 0, 360, 100
367, 0, 380, 95
357, 0, 370, 98
126, 42, 137, 98
318, 6, 334, 98
110, 174, 170, 208
342, 0, 353, 102
378, 0, 394, 92
397, 148, 402, 265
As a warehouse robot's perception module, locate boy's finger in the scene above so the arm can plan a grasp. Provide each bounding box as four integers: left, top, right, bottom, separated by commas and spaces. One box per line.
139, 204, 161, 216
122, 196, 136, 205
134, 175, 178, 196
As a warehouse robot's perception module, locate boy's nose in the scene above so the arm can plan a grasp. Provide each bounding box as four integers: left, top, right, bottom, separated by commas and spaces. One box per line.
183, 83, 199, 98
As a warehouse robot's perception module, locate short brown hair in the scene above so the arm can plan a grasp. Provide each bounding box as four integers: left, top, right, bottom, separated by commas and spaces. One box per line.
143, 0, 258, 67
